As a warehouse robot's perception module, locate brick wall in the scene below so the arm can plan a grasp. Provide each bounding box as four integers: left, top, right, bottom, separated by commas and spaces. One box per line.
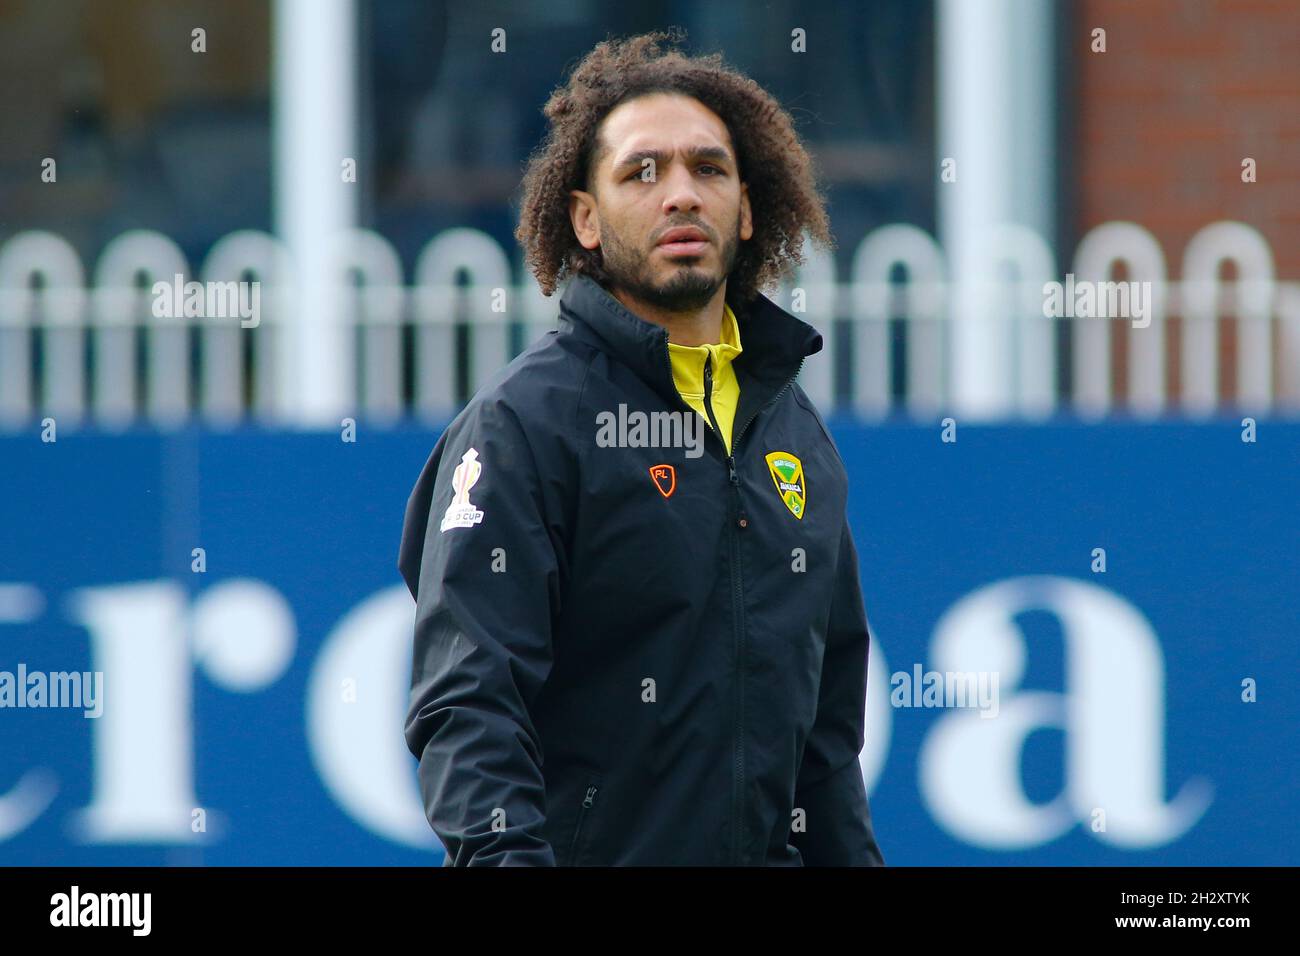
1073, 0, 1299, 402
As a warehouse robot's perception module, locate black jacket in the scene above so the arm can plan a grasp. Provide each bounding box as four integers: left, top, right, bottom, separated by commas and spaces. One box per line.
398, 272, 885, 866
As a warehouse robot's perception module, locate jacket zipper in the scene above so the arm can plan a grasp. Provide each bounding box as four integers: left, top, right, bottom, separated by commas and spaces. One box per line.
670, 335, 806, 865
567, 783, 598, 866
701, 355, 744, 865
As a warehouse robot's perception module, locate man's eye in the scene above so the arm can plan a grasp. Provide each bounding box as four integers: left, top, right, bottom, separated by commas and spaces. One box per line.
623, 165, 721, 181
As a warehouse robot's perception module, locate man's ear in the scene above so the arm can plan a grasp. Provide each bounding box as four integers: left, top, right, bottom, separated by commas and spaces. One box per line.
739, 183, 753, 242
569, 189, 601, 251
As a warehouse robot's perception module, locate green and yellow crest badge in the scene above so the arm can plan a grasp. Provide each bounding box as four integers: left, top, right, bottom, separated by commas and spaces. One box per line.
764, 451, 806, 519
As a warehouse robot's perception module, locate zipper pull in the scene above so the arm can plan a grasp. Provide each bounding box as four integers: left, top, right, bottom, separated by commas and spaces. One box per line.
583, 786, 597, 807
703, 355, 713, 395
726, 455, 738, 485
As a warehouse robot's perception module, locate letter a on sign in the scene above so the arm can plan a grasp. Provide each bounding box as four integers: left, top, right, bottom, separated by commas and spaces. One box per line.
649, 464, 676, 499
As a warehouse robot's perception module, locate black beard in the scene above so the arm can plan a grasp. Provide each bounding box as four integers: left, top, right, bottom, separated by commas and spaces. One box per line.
598, 214, 741, 313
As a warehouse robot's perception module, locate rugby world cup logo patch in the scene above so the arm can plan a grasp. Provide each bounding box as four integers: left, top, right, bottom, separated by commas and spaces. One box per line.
440, 447, 486, 532
764, 450, 805, 519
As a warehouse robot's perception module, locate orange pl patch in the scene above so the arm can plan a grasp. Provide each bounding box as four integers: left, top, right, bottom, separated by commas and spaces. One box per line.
649, 464, 676, 499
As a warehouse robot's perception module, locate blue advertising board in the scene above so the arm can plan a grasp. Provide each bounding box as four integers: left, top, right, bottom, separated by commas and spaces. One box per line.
0, 419, 1296, 864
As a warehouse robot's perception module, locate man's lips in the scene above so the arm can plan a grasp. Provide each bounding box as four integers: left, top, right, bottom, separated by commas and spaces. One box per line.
656, 227, 710, 256
658, 240, 709, 256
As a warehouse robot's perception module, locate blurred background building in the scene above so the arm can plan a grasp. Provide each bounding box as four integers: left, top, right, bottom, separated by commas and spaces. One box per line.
2, 0, 1294, 427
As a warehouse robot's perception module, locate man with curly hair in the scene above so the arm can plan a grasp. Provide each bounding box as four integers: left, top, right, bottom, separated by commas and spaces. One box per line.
400, 29, 885, 867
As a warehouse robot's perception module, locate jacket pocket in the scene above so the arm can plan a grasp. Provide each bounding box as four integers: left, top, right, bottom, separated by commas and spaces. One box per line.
566, 776, 602, 866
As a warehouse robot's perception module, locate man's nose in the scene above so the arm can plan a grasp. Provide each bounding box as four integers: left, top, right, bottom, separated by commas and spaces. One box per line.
660, 166, 703, 215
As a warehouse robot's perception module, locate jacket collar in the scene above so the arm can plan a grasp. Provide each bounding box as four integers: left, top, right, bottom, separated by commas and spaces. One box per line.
556, 272, 823, 416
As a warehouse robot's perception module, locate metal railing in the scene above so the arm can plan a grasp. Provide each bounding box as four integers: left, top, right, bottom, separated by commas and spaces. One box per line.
0, 220, 1296, 429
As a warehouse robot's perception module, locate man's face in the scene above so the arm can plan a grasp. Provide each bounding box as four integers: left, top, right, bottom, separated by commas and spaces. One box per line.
569, 92, 754, 312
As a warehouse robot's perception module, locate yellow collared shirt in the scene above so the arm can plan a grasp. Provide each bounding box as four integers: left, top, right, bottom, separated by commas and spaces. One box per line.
667, 303, 743, 454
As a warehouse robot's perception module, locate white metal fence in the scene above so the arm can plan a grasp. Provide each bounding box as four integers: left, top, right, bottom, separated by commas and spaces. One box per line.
0, 220, 1296, 429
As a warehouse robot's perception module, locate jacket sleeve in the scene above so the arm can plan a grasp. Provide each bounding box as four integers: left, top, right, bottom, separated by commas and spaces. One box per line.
398, 395, 563, 866
789, 520, 886, 866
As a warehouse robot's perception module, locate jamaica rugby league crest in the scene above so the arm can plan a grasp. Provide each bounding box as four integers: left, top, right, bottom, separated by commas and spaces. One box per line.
764, 450, 806, 519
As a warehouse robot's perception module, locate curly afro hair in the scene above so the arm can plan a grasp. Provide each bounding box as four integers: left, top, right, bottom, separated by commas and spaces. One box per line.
514, 28, 834, 306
